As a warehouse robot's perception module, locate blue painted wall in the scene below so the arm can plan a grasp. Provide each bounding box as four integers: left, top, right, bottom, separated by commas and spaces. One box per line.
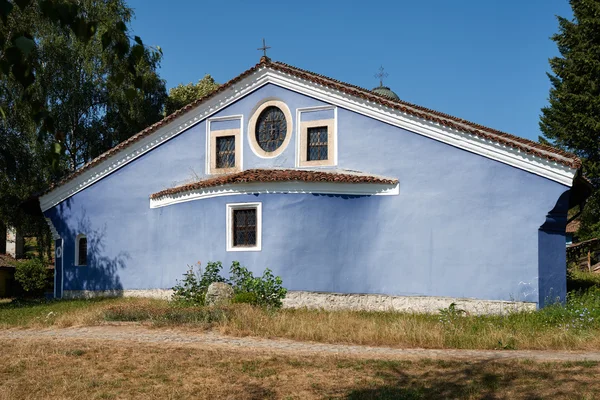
44, 83, 570, 305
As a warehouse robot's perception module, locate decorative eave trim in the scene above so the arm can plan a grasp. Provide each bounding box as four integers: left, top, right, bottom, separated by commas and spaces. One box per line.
150, 181, 400, 209
261, 70, 577, 187
39, 68, 271, 212
45, 218, 60, 240
40, 66, 577, 212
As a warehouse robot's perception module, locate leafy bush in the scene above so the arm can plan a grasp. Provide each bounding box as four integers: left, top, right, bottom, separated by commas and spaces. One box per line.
231, 291, 259, 305
171, 261, 287, 308
14, 259, 50, 297
229, 262, 287, 308
171, 261, 226, 306
438, 302, 467, 326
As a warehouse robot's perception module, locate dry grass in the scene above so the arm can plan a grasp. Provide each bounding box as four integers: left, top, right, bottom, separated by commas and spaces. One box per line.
4, 295, 600, 351
216, 304, 600, 351
1, 338, 599, 399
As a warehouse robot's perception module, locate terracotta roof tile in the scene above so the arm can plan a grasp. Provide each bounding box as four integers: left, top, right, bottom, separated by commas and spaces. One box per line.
266, 60, 580, 169
44, 58, 581, 197
151, 169, 398, 199
566, 219, 581, 234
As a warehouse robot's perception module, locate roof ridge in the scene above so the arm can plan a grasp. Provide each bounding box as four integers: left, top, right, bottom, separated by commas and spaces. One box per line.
43, 58, 581, 197
268, 60, 580, 166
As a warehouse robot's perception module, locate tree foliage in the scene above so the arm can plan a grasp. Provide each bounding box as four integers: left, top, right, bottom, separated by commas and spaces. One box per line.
0, 0, 167, 254
165, 75, 219, 115
540, 0, 600, 239
14, 258, 50, 296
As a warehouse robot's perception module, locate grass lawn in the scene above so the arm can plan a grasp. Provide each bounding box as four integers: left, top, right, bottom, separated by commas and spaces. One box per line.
3, 288, 600, 351
1, 339, 599, 399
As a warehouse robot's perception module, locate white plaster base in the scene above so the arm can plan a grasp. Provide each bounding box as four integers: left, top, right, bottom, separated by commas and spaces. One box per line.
63, 289, 536, 315
282, 291, 536, 315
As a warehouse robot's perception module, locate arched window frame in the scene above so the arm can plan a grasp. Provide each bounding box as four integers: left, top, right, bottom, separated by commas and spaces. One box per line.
75, 234, 87, 266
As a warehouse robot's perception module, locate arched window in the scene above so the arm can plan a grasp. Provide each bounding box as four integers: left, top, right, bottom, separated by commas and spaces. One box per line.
75, 234, 87, 266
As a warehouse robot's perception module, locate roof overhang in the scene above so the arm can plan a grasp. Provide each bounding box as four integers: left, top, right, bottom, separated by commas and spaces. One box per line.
39, 63, 579, 212
149, 169, 399, 209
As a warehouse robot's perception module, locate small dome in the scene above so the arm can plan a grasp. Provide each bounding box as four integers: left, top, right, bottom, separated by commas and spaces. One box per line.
372, 86, 400, 101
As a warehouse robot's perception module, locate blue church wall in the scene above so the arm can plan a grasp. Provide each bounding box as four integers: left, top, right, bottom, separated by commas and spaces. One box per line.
44, 83, 570, 305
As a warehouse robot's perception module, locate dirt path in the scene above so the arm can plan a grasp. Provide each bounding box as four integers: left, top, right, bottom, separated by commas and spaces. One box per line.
2, 324, 600, 362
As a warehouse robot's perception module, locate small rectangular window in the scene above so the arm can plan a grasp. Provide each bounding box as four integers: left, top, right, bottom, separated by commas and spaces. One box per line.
307, 126, 328, 161
76, 235, 87, 266
227, 202, 262, 252
216, 135, 235, 168
233, 208, 257, 247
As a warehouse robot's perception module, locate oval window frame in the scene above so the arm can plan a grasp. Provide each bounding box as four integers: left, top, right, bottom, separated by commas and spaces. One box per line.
248, 99, 293, 158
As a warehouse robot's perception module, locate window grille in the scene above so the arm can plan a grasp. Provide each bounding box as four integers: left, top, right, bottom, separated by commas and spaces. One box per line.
307, 126, 328, 161
233, 208, 257, 247
216, 135, 235, 168
256, 106, 287, 152
78, 237, 87, 266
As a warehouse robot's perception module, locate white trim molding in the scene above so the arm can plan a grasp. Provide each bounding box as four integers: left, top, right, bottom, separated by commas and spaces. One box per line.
296, 105, 338, 168
205, 115, 243, 175
44, 217, 60, 240
40, 65, 578, 212
150, 181, 400, 209
263, 69, 577, 186
226, 202, 262, 252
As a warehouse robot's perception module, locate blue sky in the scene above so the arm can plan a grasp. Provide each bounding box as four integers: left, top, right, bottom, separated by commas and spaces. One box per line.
127, 0, 572, 142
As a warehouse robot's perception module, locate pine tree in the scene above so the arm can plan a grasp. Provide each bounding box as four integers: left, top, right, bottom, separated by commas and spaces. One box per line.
540, 0, 600, 240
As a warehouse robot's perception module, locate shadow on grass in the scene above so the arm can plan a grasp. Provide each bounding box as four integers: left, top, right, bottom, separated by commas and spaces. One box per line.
0, 297, 115, 310
343, 359, 587, 400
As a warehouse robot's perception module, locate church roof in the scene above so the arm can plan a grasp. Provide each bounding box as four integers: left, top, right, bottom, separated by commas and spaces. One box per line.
371, 86, 400, 101
566, 218, 581, 234
42, 58, 581, 199
150, 169, 398, 200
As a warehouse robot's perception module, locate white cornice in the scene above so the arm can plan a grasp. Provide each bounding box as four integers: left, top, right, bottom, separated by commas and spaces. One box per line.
44, 218, 60, 240
150, 181, 400, 209
261, 70, 577, 187
40, 66, 577, 212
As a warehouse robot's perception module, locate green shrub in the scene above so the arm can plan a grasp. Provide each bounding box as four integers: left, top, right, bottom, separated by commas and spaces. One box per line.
229, 261, 287, 308
172, 261, 287, 309
171, 261, 226, 306
232, 291, 259, 305
14, 259, 49, 297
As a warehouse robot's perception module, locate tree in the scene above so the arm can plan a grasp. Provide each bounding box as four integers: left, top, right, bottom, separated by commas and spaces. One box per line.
165, 75, 219, 115
0, 0, 167, 258
33, 0, 167, 172
540, 0, 600, 240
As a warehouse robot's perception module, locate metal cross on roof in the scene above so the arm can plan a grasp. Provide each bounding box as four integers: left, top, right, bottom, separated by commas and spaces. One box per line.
374, 65, 389, 87
258, 38, 271, 58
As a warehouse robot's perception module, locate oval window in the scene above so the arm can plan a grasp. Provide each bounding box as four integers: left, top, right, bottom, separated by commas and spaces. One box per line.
255, 106, 287, 152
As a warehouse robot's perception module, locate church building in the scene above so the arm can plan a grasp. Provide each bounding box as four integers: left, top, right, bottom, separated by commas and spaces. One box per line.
39, 56, 587, 312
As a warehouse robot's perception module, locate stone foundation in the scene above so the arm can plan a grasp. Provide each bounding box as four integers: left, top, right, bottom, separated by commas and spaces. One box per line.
63, 289, 536, 314
282, 291, 536, 315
